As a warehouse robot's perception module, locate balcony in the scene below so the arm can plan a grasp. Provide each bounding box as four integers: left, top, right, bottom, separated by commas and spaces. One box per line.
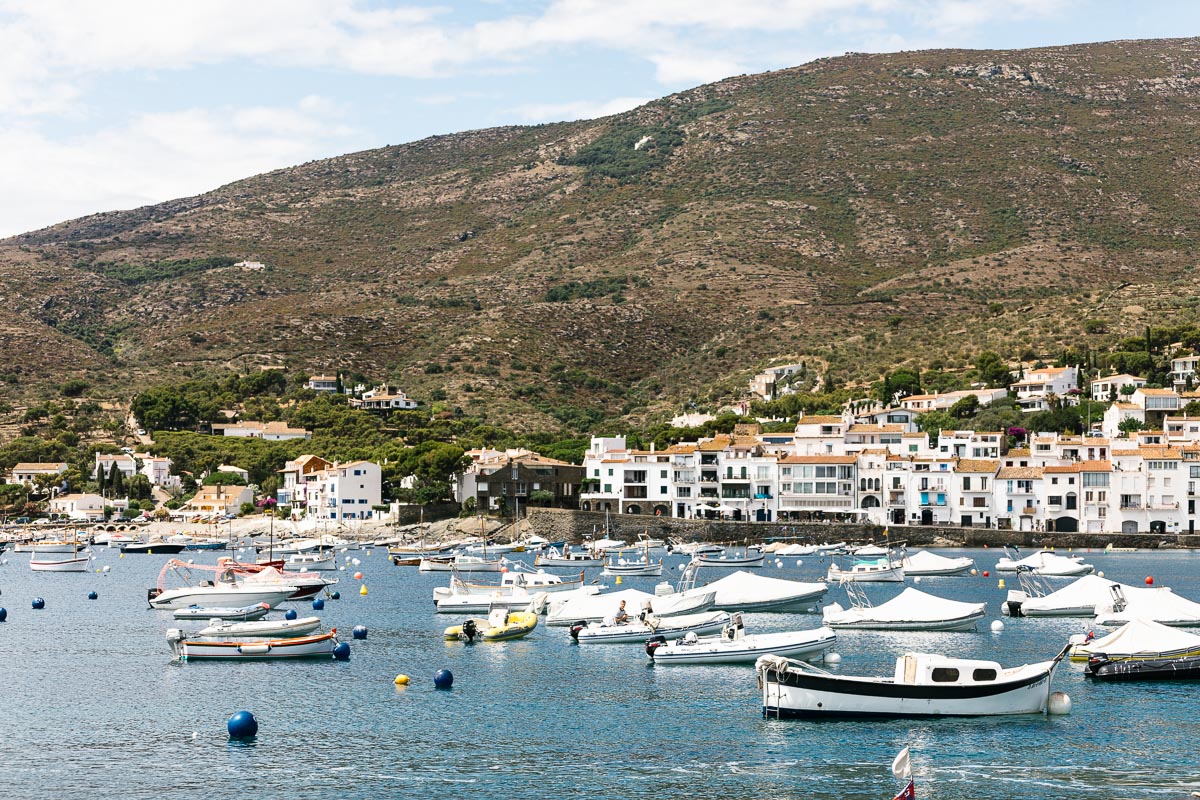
699, 489, 719, 499
753, 492, 773, 500
1021, 506, 1037, 515
1120, 501, 1143, 510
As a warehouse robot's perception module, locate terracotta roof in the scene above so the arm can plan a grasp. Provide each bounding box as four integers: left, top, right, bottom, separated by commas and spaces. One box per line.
795, 416, 843, 425
1138, 446, 1182, 459
1007, 448, 1031, 457
12, 462, 67, 471
956, 459, 999, 473
1079, 460, 1112, 472
1138, 388, 1179, 396
997, 467, 1044, 479
1043, 464, 1080, 474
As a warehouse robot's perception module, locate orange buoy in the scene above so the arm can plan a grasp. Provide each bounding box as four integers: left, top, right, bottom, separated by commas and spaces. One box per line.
1146, 576, 1154, 585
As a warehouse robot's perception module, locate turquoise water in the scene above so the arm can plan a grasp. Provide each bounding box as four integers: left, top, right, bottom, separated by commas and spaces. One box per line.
1, 546, 1199, 799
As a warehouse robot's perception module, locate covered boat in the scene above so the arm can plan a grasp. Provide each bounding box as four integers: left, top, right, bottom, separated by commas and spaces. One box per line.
545, 587, 715, 627
570, 611, 730, 644
1093, 585, 1200, 628
196, 616, 322, 638
172, 603, 271, 621
434, 568, 586, 602
166, 628, 339, 660
756, 646, 1067, 718
822, 587, 986, 632
225, 559, 336, 600
694, 546, 766, 568
646, 614, 836, 665
901, 550, 975, 577
419, 553, 505, 572
1068, 618, 1200, 663
535, 545, 603, 568
665, 567, 828, 613
994, 549, 1093, 576
772, 543, 818, 556
827, 558, 904, 583
1014, 575, 1140, 618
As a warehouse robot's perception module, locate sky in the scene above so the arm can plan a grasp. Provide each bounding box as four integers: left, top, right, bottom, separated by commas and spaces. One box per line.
1, 0, 1199, 237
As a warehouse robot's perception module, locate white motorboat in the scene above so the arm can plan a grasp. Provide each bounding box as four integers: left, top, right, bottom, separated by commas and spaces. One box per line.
535, 546, 603, 569
664, 565, 828, 613
601, 557, 662, 577
822, 587, 986, 632
570, 611, 730, 644
196, 616, 322, 638
646, 614, 837, 665
435, 588, 594, 615
772, 543, 818, 556
1068, 618, 1200, 663
694, 546, 766, 568
900, 550, 975, 577
994, 548, 1093, 577
227, 560, 336, 600
756, 646, 1068, 718
166, 628, 339, 660
546, 587, 716, 626
286, 551, 337, 571
434, 568, 587, 602
1094, 584, 1200, 628
149, 561, 298, 610
30, 554, 91, 572
827, 558, 905, 583
173, 603, 271, 621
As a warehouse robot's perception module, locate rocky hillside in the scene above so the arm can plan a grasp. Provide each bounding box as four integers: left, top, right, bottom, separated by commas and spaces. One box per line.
5, 37, 1200, 430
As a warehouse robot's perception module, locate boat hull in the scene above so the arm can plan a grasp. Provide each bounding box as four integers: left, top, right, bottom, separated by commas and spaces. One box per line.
170, 630, 338, 660
30, 555, 90, 572
825, 610, 985, 632
173, 603, 271, 621
651, 628, 836, 665
574, 613, 730, 644
826, 566, 905, 583
123, 543, 187, 554
1086, 655, 1200, 681
149, 586, 297, 610
197, 617, 322, 638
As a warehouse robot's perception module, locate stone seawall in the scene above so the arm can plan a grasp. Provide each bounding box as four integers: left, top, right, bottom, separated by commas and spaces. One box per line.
526, 508, 1186, 550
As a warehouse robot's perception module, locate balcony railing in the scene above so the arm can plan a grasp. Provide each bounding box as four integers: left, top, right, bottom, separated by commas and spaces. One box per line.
1120, 501, 1143, 510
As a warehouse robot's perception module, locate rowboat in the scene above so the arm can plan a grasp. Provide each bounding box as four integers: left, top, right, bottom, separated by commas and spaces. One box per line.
172, 603, 271, 621
166, 628, 339, 660
694, 546, 766, 568
646, 614, 837, 665
756, 646, 1068, 718
30, 554, 91, 572
196, 616, 322, 638
570, 611, 730, 644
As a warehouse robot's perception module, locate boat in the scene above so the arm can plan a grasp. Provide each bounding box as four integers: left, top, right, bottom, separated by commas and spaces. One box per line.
434, 588, 567, 614
756, 646, 1068, 718
851, 544, 892, 558
172, 603, 272, 621
694, 545, 766, 568
434, 568, 586, 602
822, 586, 987, 632
185, 540, 228, 551
827, 557, 905, 583
1010, 574, 1141, 618
646, 614, 837, 665
535, 545, 604, 569
444, 604, 539, 642
123, 538, 187, 554
1085, 653, 1200, 681
546, 587, 716, 626
166, 628, 339, 660
900, 550, 975, 577
664, 565, 828, 613
22, 538, 89, 554
601, 556, 662, 577
772, 543, 818, 556
419, 553, 505, 573
148, 560, 298, 610
570, 611, 731, 644
29, 537, 90, 572
196, 616, 322, 638
994, 547, 1093, 576
225, 559, 336, 600
285, 551, 336, 571
1093, 583, 1200, 628
1068, 618, 1200, 663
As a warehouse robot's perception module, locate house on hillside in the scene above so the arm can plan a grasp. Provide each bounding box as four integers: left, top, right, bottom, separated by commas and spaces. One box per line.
306, 375, 340, 393
1011, 366, 1078, 411
277, 455, 334, 509
94, 453, 138, 481
49, 492, 107, 521
900, 388, 1008, 412
455, 448, 583, 512
211, 420, 311, 440
1171, 355, 1200, 392
1090, 373, 1146, 401
749, 364, 806, 401
9, 462, 68, 486
182, 484, 254, 516
350, 385, 419, 412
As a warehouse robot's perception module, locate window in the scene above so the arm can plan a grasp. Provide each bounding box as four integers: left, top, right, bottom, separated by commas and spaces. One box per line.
608, 469, 613, 476
358, 498, 368, 504
603, 484, 611, 493
660, 470, 668, 479
1083, 473, 1109, 487
931, 668, 960, 682
1049, 496, 1062, 506
660, 486, 668, 495
962, 477, 971, 491
972, 668, 997, 681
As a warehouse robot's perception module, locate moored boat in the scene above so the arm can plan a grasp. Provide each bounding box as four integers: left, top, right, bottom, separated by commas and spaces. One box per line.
1085, 654, 1200, 681
694, 546, 766, 568
900, 550, 975, 576
827, 558, 904, 583
196, 616, 322, 638
148, 560, 298, 610
822, 587, 986, 632
646, 614, 836, 665
570, 611, 730, 644
166, 628, 339, 660
172, 603, 271, 621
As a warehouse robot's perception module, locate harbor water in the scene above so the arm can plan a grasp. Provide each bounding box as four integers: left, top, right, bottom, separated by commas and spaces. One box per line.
1, 546, 1199, 799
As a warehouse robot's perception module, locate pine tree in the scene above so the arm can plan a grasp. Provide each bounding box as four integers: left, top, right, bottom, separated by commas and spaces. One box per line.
108, 462, 124, 498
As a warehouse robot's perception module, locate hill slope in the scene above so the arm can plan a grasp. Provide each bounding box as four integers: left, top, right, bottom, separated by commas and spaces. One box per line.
5, 37, 1200, 429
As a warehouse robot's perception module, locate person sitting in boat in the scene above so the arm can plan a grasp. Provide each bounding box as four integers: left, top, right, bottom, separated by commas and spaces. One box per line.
614, 600, 629, 624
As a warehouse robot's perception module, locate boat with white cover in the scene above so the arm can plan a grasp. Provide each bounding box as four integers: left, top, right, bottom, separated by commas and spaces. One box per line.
173, 603, 271, 621
227, 559, 336, 600
994, 549, 1093, 576
646, 614, 836, 665
694, 546, 766, 568
535, 545, 603, 568
546, 587, 716, 626
1068, 617, 1200, 662
900, 550, 975, 577
663, 565, 828, 613
433, 568, 586, 602
772, 543, 818, 556
1094, 585, 1200, 627
419, 553, 505, 572
436, 588, 586, 614
570, 611, 730, 644
197, 616, 322, 638
756, 646, 1068, 718
822, 587, 986, 632
827, 558, 904, 583
285, 551, 336, 571
1010, 575, 1141, 618
166, 628, 339, 660
851, 544, 891, 558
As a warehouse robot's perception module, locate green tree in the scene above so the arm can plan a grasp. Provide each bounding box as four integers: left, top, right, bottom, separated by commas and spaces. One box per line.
203, 471, 247, 486
974, 351, 1012, 388
107, 462, 125, 498
949, 394, 980, 419
1118, 416, 1147, 436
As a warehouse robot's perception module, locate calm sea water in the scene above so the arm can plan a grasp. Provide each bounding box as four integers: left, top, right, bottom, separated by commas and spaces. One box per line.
1, 545, 1199, 799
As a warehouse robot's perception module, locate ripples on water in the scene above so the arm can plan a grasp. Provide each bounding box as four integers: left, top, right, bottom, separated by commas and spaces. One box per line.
2, 547, 1200, 798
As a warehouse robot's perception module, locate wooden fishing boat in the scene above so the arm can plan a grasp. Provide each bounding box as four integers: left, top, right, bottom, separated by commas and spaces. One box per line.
166, 628, 339, 660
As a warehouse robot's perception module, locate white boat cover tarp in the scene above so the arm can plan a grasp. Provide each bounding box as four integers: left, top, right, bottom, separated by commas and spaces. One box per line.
1022, 575, 1140, 615
1072, 617, 1200, 658
696, 570, 826, 609
773, 544, 818, 556
998, 551, 1093, 575
547, 588, 703, 625
823, 587, 985, 626
902, 550, 974, 573
1095, 587, 1200, 626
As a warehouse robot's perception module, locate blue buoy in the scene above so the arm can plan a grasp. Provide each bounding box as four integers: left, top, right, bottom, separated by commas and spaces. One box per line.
0, 607, 7, 622
352, 625, 368, 640
227, 710, 258, 740
433, 668, 454, 690
31, 597, 45, 610
330, 591, 341, 600
333, 642, 351, 661
312, 598, 325, 611
87, 591, 98, 600
284, 609, 297, 620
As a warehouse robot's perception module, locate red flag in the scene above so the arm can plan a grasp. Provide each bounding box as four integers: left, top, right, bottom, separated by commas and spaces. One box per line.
892, 780, 915, 800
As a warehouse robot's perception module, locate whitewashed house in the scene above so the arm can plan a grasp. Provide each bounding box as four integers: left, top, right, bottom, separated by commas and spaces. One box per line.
1090, 373, 1146, 401
10, 462, 68, 486
1171, 355, 1200, 392
306, 375, 340, 393
49, 492, 107, 521
211, 420, 311, 440
1012, 366, 1079, 411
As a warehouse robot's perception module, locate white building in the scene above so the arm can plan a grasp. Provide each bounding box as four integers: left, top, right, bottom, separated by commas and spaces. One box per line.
900, 388, 1008, 412
1131, 387, 1182, 415
49, 492, 107, 521
211, 420, 312, 440
1090, 373, 1146, 401
306, 375, 340, 393
94, 453, 138, 481
1171, 355, 1200, 392
1011, 366, 1079, 411
139, 456, 180, 489
305, 460, 383, 521
352, 385, 419, 412
10, 462, 68, 486
277, 455, 334, 509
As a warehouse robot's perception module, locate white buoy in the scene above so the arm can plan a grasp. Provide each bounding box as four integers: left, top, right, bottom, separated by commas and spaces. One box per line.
102, 565, 111, 572
618, 558, 627, 565
824, 652, 842, 665
340, 566, 346, 571
913, 576, 922, 584
1097, 571, 1105, 578
352, 558, 361, 567
1047, 691, 1072, 715
795, 560, 803, 567
970, 568, 978, 576
1000, 602, 1011, 616
991, 620, 1005, 633
676, 564, 684, 571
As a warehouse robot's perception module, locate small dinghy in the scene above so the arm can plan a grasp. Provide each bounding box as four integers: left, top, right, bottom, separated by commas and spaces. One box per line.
172, 602, 271, 621
822, 586, 986, 632
196, 616, 322, 638
756, 646, 1069, 718
1086, 653, 1200, 681
900, 550, 975, 577
444, 604, 538, 642
166, 628, 339, 660
646, 613, 836, 665
570, 611, 730, 644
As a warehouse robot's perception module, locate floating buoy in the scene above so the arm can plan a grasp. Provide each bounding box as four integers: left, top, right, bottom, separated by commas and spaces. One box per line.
913, 576, 922, 584
284, 609, 298, 620
353, 571, 363, 580
352, 625, 368, 640
333, 642, 351, 661
227, 710, 258, 740
1098, 571, 1105, 578
312, 598, 325, 610
775, 561, 783, 569
615, 576, 622, 585
998, 579, 1006, 589
991, 620, 1005, 633
795, 560, 803, 567
352, 558, 361, 567
1000, 602, 1011, 616
119, 553, 124, 559
982, 571, 990, 578
359, 585, 368, 596
983, 543, 989, 548
970, 568, 978, 576
31, 597, 45, 610
187, 559, 194, 564
87, 591, 98, 600
824, 652, 842, 665
0, 607, 7, 622
394, 674, 409, 685
331, 591, 341, 600
500, 566, 508, 573
433, 668, 454, 689
1146, 576, 1154, 585
339, 566, 346, 571
1047, 691, 1072, 715
102, 565, 111, 572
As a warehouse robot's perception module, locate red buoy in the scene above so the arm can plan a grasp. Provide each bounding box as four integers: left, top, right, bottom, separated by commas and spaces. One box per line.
1146, 576, 1154, 585
982, 570, 990, 578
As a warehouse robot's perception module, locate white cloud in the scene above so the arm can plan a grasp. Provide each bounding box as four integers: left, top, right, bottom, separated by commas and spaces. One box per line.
513, 95, 651, 123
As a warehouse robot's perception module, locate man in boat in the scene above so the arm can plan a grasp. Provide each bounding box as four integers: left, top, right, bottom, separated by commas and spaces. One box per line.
614, 600, 629, 624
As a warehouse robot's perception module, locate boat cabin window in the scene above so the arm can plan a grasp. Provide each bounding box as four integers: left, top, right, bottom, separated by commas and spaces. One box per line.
930, 667, 960, 682
972, 668, 997, 682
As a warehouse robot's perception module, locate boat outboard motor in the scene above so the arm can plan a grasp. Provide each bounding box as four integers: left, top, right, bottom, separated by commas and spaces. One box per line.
461, 619, 478, 643
147, 587, 162, 602
645, 635, 668, 658
569, 622, 587, 641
